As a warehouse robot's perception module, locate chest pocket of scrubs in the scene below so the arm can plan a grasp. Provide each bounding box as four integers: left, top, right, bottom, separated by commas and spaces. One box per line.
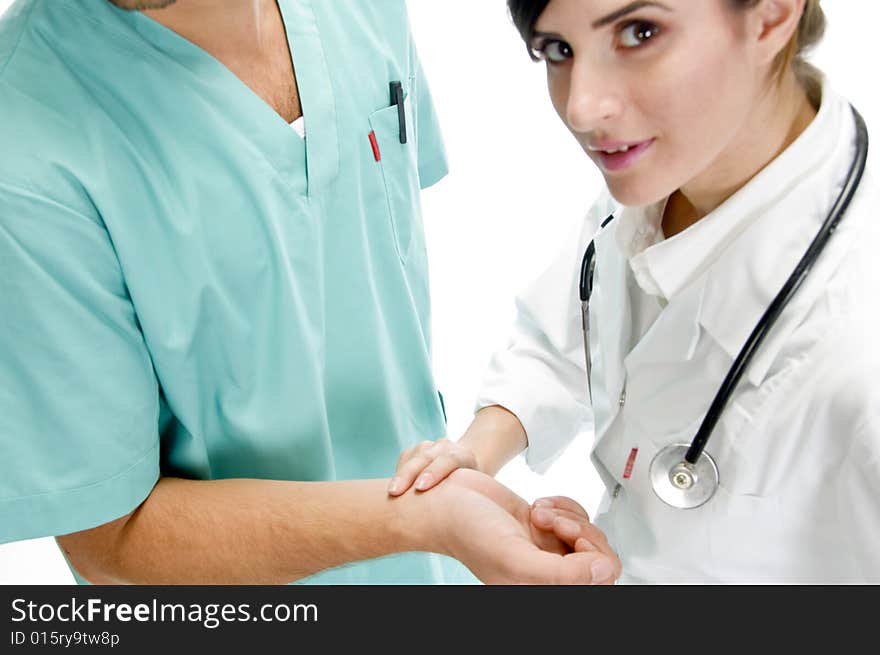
369, 85, 421, 263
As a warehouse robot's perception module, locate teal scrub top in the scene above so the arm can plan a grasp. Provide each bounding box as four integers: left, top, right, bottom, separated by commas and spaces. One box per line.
0, 0, 475, 584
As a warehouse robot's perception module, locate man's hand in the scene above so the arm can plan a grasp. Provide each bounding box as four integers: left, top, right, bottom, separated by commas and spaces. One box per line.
528, 495, 619, 584
416, 469, 621, 585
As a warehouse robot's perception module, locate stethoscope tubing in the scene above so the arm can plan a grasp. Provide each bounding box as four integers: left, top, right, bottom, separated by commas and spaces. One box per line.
684, 105, 868, 464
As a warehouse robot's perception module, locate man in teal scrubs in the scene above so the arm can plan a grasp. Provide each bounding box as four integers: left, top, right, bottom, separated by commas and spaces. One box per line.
0, 0, 610, 584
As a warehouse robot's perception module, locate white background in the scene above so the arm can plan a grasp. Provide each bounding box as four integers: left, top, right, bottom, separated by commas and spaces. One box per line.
1, 0, 878, 584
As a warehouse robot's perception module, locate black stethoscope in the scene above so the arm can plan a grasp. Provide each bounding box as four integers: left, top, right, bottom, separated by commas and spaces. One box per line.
579, 105, 869, 510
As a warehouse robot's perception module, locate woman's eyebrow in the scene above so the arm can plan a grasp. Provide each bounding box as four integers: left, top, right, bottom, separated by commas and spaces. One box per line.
532, 2, 671, 40
531, 30, 563, 44
592, 1, 672, 28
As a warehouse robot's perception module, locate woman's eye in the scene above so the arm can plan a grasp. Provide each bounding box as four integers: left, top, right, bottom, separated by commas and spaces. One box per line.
535, 39, 573, 64
618, 21, 660, 48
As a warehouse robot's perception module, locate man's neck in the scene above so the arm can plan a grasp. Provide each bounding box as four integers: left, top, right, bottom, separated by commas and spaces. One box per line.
142, 0, 302, 123
143, 0, 275, 59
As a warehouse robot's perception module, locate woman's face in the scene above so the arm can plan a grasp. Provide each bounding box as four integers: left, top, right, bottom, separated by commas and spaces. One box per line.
533, 0, 767, 206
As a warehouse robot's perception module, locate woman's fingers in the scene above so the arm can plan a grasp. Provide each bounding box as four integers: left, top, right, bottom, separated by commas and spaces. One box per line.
388, 440, 437, 496
414, 449, 478, 491
388, 439, 477, 496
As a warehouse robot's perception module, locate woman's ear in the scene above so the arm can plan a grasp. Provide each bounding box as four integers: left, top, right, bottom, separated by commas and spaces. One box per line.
749, 0, 806, 67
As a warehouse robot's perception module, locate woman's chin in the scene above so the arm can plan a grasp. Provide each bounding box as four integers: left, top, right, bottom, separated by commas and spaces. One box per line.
603, 176, 672, 209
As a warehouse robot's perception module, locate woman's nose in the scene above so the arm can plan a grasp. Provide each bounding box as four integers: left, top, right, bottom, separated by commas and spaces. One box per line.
565, 62, 623, 132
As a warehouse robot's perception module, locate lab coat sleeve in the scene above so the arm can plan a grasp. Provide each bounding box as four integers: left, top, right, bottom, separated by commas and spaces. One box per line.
406, 20, 448, 190
0, 184, 160, 545
476, 191, 618, 473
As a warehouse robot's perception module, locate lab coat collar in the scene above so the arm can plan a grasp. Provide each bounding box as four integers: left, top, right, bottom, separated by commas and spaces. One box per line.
615, 200, 668, 298
696, 80, 860, 387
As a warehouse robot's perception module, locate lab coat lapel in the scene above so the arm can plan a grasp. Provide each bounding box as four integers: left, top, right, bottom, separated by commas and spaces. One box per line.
697, 90, 859, 388
589, 222, 706, 489
589, 221, 633, 488
623, 279, 704, 368
592, 220, 631, 429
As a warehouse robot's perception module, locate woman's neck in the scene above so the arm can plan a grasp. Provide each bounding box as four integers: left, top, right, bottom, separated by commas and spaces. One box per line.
662, 72, 819, 239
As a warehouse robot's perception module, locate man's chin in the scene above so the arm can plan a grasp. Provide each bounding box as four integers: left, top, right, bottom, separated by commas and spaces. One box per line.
107, 0, 178, 11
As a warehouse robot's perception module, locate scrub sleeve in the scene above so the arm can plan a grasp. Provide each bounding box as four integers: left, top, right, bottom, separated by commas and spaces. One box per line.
0, 185, 160, 543
411, 43, 448, 190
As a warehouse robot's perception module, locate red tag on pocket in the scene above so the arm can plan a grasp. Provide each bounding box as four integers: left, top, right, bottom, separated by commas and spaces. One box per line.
369, 131, 381, 161
623, 448, 638, 479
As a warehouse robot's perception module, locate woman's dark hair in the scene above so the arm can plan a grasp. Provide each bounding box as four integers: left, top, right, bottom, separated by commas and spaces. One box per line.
507, 0, 825, 91
508, 0, 550, 47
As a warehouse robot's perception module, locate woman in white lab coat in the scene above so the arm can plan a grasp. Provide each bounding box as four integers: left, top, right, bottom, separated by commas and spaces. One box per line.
388, 0, 880, 583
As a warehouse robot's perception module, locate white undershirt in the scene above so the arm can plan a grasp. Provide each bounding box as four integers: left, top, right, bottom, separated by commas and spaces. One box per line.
290, 115, 305, 139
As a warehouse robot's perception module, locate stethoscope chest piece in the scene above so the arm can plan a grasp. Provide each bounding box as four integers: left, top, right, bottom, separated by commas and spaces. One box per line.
649, 443, 719, 509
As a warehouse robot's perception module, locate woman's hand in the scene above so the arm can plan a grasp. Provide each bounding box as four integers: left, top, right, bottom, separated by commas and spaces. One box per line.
388, 406, 528, 496
387, 438, 479, 496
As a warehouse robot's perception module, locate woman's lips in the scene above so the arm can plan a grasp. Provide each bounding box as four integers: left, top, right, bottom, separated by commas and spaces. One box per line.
591, 139, 655, 172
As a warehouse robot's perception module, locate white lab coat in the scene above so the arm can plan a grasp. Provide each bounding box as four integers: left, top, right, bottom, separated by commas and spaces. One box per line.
477, 82, 880, 583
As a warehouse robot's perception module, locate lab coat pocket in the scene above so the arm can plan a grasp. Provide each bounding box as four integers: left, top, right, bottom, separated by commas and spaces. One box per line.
647, 402, 777, 499
706, 485, 785, 581
643, 343, 795, 499
368, 89, 421, 264
702, 363, 798, 498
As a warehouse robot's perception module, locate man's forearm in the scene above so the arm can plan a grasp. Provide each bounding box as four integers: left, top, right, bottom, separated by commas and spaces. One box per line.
57, 476, 439, 584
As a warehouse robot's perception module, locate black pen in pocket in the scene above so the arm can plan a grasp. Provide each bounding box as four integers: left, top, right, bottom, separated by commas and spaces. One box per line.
389, 80, 407, 144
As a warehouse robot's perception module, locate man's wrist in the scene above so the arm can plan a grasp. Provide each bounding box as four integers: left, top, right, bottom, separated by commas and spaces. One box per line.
386, 482, 450, 557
